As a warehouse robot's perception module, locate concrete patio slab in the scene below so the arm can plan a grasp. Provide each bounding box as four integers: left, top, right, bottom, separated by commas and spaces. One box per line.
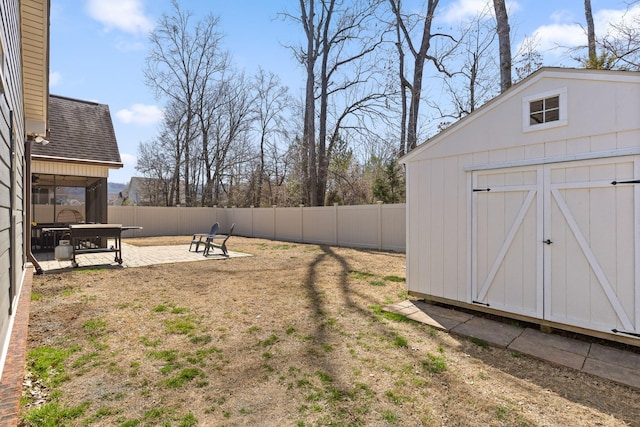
582, 357, 640, 390
34, 243, 251, 273
581, 343, 640, 389
588, 343, 640, 370
451, 316, 524, 348
413, 301, 475, 325
508, 328, 589, 371
385, 300, 473, 331
385, 300, 640, 390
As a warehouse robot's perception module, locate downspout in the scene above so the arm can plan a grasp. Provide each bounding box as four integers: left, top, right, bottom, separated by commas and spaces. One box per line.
25, 137, 43, 275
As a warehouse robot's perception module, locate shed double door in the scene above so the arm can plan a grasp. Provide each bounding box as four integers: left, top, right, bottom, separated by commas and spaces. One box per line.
472, 156, 639, 337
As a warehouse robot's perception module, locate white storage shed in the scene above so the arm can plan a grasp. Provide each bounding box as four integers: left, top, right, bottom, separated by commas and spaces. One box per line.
401, 68, 640, 344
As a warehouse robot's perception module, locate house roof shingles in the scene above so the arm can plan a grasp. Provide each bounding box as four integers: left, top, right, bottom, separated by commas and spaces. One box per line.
31, 94, 122, 166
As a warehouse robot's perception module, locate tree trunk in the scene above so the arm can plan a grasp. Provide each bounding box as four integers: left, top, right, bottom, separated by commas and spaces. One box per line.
389, 0, 440, 153
584, 0, 597, 67
316, 0, 336, 206
300, 0, 318, 206
407, 0, 438, 151
392, 1, 408, 157
493, 0, 511, 93
256, 133, 266, 206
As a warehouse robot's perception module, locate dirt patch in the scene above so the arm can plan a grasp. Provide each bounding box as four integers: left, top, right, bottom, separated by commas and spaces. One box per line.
23, 237, 640, 426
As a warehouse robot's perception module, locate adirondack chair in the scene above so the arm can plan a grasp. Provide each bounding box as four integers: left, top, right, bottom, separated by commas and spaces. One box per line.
190, 223, 219, 253
203, 223, 235, 257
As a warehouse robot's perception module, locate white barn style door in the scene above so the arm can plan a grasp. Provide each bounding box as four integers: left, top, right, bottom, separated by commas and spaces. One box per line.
545, 158, 639, 336
471, 167, 544, 318
472, 156, 639, 337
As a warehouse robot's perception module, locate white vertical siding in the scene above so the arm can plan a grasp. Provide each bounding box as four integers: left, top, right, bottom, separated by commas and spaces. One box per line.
405, 159, 431, 296
402, 70, 640, 339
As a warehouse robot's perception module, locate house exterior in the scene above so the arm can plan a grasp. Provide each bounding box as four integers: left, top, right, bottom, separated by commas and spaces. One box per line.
30, 94, 122, 230
0, 0, 49, 380
401, 68, 640, 345
114, 176, 185, 206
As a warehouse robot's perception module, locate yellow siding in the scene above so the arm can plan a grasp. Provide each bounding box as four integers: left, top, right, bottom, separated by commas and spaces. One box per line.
31, 160, 110, 178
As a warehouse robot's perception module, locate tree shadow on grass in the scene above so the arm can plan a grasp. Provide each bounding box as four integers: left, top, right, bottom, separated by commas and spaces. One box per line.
302, 245, 640, 426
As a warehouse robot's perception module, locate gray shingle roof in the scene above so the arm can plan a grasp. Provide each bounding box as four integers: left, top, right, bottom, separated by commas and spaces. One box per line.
31, 95, 122, 166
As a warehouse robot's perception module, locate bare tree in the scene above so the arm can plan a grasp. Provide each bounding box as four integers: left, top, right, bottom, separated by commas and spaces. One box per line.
251, 69, 291, 206
297, 0, 318, 205
389, 0, 452, 155
599, 2, 640, 70
206, 73, 254, 205
493, 0, 511, 93
286, 0, 387, 205
136, 100, 188, 206
144, 0, 225, 206
513, 36, 543, 82
433, 4, 498, 121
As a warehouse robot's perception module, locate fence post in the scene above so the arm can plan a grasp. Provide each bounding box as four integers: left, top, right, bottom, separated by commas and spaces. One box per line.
299, 204, 304, 243
377, 201, 383, 250
232, 205, 236, 236
133, 205, 138, 236
176, 205, 181, 235
272, 205, 277, 240
250, 205, 254, 238
334, 203, 339, 245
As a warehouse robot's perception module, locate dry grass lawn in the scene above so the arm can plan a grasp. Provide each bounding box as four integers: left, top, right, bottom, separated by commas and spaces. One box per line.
21, 236, 640, 426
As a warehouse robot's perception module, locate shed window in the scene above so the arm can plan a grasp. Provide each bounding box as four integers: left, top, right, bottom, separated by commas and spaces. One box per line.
529, 96, 559, 125
522, 88, 567, 132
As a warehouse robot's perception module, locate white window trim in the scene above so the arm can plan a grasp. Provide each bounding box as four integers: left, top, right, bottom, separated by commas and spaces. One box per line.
522, 87, 567, 133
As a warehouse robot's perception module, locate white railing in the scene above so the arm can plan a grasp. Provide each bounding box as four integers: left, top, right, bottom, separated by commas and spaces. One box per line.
108, 202, 406, 252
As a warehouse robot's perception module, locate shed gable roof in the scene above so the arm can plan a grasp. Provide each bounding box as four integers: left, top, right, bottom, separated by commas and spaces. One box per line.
31, 95, 123, 167
400, 67, 640, 164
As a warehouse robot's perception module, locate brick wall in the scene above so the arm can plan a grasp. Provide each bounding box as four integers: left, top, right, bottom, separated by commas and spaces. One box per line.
0, 267, 34, 426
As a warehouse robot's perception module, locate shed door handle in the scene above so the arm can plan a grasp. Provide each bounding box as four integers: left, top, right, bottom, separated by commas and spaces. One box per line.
543, 239, 553, 245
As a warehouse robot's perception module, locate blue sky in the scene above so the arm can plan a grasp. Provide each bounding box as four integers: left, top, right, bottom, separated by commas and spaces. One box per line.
49, 0, 639, 184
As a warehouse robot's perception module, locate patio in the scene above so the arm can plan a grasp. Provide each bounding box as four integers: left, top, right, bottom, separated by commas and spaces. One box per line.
33, 240, 250, 272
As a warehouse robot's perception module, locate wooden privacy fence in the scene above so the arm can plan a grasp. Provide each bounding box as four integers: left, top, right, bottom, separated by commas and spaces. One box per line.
108, 202, 406, 252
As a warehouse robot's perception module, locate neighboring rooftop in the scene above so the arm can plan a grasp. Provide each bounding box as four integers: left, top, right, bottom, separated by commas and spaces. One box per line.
31, 94, 122, 166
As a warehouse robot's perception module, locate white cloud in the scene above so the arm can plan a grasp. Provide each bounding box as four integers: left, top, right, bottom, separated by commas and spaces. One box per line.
86, 0, 154, 35
525, 4, 640, 61
441, 0, 520, 24
595, 4, 640, 36
529, 23, 585, 57
116, 104, 164, 125
49, 71, 62, 86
